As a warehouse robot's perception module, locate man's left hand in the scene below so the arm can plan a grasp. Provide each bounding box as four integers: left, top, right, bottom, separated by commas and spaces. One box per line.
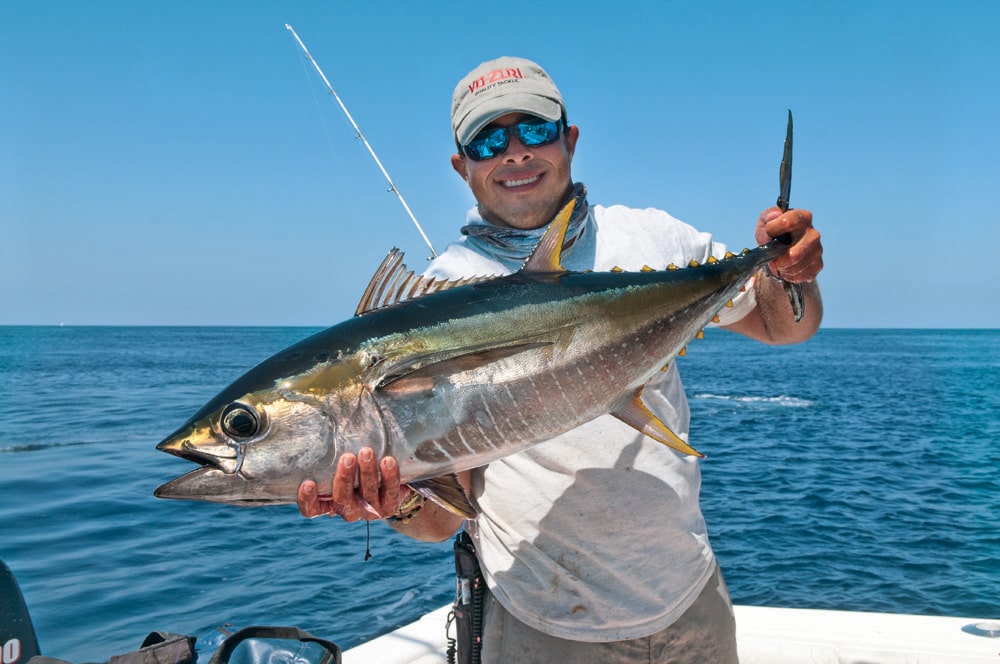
755, 206, 823, 283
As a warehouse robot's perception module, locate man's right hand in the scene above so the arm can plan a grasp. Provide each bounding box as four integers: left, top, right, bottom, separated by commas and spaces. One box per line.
296, 447, 405, 521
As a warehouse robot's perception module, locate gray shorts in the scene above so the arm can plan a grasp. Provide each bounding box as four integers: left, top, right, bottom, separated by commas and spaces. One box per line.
480, 563, 739, 664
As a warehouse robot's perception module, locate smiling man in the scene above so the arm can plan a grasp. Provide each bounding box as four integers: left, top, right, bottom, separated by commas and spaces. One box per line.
450, 61, 579, 232
298, 56, 823, 663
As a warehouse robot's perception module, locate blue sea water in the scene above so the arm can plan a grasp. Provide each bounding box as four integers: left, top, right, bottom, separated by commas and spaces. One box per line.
1, 326, 997, 662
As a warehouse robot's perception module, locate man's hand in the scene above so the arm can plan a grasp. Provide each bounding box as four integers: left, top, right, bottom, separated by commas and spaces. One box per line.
297, 447, 405, 521
725, 206, 823, 344
755, 206, 823, 284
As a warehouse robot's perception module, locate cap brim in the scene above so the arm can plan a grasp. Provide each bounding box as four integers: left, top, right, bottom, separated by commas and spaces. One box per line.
456, 94, 563, 145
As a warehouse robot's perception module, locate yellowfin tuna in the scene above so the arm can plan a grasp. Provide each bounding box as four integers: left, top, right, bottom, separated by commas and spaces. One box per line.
155, 201, 789, 518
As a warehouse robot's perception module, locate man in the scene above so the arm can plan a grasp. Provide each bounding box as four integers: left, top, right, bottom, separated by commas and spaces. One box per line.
298, 56, 823, 662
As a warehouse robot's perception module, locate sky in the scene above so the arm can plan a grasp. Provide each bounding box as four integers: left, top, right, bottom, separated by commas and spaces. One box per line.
3, 1, 998, 328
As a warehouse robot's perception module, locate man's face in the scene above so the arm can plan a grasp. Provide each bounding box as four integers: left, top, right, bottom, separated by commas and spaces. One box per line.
451, 112, 579, 230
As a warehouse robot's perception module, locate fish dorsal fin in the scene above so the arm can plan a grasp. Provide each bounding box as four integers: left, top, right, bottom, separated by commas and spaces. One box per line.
355, 249, 496, 316
358, 196, 576, 315
611, 389, 704, 458
520, 198, 576, 274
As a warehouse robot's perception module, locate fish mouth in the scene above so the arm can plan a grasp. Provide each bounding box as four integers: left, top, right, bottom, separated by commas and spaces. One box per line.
153, 466, 281, 506
156, 432, 237, 472
154, 437, 261, 504
154, 465, 215, 499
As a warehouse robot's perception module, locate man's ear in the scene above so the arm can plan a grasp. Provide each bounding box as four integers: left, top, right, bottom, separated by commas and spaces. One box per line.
450, 153, 469, 180
564, 125, 580, 161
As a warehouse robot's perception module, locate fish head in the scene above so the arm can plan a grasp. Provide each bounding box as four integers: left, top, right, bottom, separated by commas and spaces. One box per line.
155, 350, 385, 506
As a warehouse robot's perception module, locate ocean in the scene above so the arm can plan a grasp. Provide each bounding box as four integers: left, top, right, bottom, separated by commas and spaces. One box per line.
1, 326, 997, 662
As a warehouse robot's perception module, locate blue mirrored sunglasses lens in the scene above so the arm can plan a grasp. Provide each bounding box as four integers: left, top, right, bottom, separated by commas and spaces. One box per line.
465, 127, 509, 160
517, 120, 560, 146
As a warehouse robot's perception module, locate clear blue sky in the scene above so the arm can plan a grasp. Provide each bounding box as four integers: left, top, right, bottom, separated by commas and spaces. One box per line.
3, 1, 998, 327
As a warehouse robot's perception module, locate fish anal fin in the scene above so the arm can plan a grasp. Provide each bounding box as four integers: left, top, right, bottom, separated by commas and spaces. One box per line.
409, 474, 478, 520
520, 199, 576, 274
612, 391, 704, 458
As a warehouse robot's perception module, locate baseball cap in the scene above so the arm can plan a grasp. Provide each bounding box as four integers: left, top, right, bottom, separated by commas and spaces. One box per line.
451, 56, 566, 146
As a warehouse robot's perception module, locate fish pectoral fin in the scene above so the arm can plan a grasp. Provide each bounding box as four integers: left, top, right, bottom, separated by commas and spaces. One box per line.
378, 342, 552, 393
612, 392, 704, 458
409, 475, 478, 520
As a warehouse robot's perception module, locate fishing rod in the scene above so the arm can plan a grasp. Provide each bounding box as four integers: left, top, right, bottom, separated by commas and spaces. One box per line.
285, 23, 438, 258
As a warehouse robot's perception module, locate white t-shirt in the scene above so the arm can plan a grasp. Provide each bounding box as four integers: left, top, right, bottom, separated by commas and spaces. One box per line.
424, 203, 756, 642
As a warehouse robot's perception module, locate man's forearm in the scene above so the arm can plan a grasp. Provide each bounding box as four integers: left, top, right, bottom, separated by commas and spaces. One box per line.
725, 274, 823, 345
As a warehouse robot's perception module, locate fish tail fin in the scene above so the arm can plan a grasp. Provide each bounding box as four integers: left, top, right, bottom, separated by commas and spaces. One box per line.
409, 474, 479, 520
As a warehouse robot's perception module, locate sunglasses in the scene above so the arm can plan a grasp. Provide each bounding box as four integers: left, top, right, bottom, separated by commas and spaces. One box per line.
462, 117, 566, 161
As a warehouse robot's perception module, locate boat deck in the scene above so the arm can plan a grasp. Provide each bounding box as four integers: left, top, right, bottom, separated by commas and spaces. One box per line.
343, 604, 1000, 663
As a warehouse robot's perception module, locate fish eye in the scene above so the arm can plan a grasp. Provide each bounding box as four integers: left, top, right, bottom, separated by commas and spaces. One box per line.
221, 403, 260, 439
